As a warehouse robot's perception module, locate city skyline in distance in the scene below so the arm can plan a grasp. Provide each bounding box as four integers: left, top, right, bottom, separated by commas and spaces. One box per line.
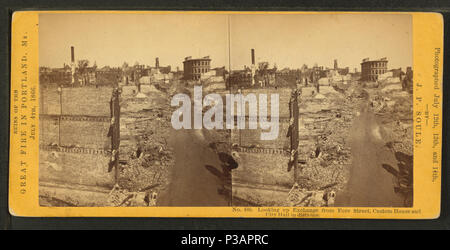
40, 13, 413, 71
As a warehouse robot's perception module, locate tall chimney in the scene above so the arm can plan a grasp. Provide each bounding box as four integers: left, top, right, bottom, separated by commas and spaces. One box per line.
71, 46, 75, 63
250, 49, 256, 86
70, 46, 75, 84
251, 49, 255, 65
155, 57, 159, 68
334, 59, 338, 70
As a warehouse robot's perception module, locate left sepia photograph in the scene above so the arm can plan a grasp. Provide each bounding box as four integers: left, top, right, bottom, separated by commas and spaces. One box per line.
38, 12, 414, 208
38, 13, 232, 207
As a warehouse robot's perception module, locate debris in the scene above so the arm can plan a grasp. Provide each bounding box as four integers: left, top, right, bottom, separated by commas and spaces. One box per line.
135, 92, 148, 99
287, 183, 336, 207
381, 83, 402, 93
130, 192, 147, 206
148, 192, 158, 206
107, 184, 160, 207
314, 93, 326, 99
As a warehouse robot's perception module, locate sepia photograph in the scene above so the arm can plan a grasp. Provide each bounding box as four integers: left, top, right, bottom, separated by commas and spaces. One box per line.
38, 13, 414, 208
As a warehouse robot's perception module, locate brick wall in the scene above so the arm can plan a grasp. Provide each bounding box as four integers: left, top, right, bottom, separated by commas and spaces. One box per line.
39, 86, 116, 197
39, 149, 113, 188
60, 119, 111, 149
233, 151, 292, 188
238, 88, 292, 118
227, 87, 293, 149
40, 86, 113, 116
230, 122, 290, 149
40, 116, 111, 149
39, 115, 59, 146
230, 87, 295, 201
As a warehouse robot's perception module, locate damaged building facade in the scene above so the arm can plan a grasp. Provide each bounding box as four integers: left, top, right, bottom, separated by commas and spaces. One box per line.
183, 56, 211, 81
40, 46, 122, 87
360, 57, 388, 82
121, 57, 173, 86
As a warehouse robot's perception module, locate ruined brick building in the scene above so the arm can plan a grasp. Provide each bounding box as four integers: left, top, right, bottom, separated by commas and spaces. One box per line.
360, 57, 388, 82
183, 56, 211, 81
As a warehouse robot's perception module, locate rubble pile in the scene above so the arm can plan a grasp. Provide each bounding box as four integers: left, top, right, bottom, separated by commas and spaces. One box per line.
294, 78, 414, 206
296, 86, 355, 195
106, 89, 175, 206
368, 84, 413, 156
287, 183, 336, 207
119, 138, 173, 191
107, 184, 158, 207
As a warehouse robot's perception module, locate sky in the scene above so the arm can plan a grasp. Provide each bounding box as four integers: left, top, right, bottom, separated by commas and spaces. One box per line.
39, 13, 412, 71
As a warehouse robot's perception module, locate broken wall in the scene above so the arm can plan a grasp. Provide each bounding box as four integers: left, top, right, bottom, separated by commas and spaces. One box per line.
39, 86, 116, 206
229, 87, 294, 205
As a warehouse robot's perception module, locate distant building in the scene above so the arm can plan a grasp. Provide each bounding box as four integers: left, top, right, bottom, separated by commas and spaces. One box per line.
389, 68, 405, 79
156, 66, 171, 75
338, 67, 350, 76
183, 56, 211, 81
132, 64, 146, 82
213, 66, 227, 77
95, 66, 121, 85
172, 67, 184, 80
39, 65, 72, 85
229, 68, 253, 88
310, 65, 325, 83
152, 57, 171, 74
255, 65, 277, 87
360, 57, 388, 81
275, 68, 302, 87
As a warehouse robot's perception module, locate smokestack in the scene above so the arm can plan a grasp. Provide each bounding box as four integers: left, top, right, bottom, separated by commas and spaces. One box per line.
70, 46, 75, 84
155, 57, 159, 68
251, 49, 255, 65
250, 49, 256, 86
71, 46, 75, 63
334, 59, 338, 70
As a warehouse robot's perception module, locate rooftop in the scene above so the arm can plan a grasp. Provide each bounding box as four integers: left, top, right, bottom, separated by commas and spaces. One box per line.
183, 56, 211, 62
361, 57, 388, 63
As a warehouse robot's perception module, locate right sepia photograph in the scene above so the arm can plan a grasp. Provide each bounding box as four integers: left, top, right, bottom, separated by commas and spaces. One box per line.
38, 13, 413, 208
227, 14, 413, 208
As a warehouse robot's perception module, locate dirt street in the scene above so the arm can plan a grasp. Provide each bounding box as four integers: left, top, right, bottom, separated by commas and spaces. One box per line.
157, 128, 229, 206
335, 104, 404, 207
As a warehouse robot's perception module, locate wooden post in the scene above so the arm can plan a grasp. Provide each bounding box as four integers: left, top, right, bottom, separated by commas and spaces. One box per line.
288, 88, 299, 182
109, 88, 121, 183
58, 86, 62, 146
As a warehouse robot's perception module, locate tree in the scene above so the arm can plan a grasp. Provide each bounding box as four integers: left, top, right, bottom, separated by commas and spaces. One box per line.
122, 62, 129, 70
77, 59, 89, 85
258, 62, 269, 87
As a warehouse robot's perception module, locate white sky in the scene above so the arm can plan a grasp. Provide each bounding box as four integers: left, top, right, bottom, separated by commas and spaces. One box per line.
39, 13, 412, 71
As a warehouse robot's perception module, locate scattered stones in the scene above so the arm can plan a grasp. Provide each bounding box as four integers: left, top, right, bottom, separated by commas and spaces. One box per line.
296, 84, 354, 196
107, 184, 158, 207
381, 83, 403, 93
106, 85, 175, 206
287, 183, 336, 207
